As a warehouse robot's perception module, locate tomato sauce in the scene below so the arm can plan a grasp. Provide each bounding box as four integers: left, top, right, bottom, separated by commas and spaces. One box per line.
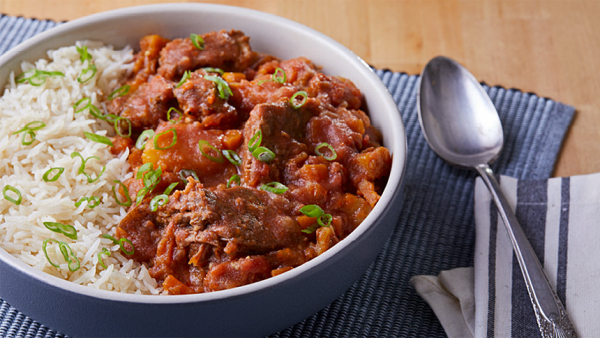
110, 30, 391, 294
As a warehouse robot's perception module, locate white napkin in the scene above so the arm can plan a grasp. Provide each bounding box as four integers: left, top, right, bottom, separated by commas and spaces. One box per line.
411, 173, 600, 337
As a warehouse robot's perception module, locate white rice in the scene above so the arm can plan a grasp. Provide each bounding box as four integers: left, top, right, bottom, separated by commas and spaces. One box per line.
0, 41, 161, 294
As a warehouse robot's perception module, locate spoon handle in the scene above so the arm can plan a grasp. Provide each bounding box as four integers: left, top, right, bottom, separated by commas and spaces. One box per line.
476, 164, 577, 338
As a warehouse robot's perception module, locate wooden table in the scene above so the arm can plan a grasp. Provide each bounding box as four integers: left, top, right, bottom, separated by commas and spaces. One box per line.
1, 0, 597, 177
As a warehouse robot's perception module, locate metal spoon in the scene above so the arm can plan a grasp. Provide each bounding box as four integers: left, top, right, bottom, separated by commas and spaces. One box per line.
417, 56, 577, 338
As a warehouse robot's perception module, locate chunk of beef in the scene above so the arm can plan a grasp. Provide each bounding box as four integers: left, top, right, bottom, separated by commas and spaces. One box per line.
158, 30, 253, 80
173, 70, 238, 128
306, 108, 365, 163
113, 75, 176, 132
115, 202, 161, 262
229, 79, 297, 117
307, 73, 362, 110
158, 183, 306, 258
106, 35, 170, 115
306, 107, 391, 205
240, 102, 315, 187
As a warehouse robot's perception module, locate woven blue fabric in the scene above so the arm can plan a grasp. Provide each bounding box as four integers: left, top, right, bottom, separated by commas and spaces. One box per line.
0, 15, 575, 338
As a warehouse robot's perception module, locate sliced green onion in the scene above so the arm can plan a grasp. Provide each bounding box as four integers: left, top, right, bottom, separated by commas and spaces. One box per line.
179, 169, 199, 185
43, 167, 64, 182
315, 142, 337, 161
98, 247, 111, 269
135, 187, 150, 206
60, 241, 80, 271
86, 104, 104, 119
42, 239, 80, 271
86, 165, 106, 183
252, 146, 276, 162
136, 130, 155, 150
107, 85, 130, 100
290, 91, 308, 109
154, 128, 177, 150
142, 166, 162, 189
198, 140, 224, 163
102, 234, 135, 255
176, 70, 191, 88
318, 213, 333, 227
70, 151, 87, 174
227, 175, 241, 188
3, 185, 22, 205
13, 121, 46, 145
74, 196, 101, 209
273, 68, 287, 84
119, 238, 135, 255
114, 116, 132, 138
259, 182, 288, 194
301, 224, 321, 234
298, 209, 334, 234
73, 97, 91, 113
222, 149, 242, 166
102, 234, 118, 243
77, 64, 97, 83
135, 163, 162, 206
248, 130, 262, 152
164, 182, 178, 196
204, 75, 233, 100
14, 121, 46, 133
202, 67, 224, 75
190, 33, 205, 50
15, 69, 36, 84
43, 221, 78, 240
70, 152, 106, 183
33, 70, 64, 86
42, 239, 60, 268
112, 180, 132, 207
300, 205, 324, 218
21, 130, 36, 145
16, 70, 64, 86
76, 45, 92, 63
84, 132, 114, 147
150, 194, 168, 212
84, 104, 118, 123
136, 163, 154, 180
167, 107, 183, 124
28, 72, 48, 86
73, 100, 114, 121
104, 114, 120, 123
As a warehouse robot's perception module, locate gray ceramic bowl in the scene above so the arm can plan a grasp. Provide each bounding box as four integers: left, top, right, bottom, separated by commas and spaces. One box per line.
0, 4, 406, 337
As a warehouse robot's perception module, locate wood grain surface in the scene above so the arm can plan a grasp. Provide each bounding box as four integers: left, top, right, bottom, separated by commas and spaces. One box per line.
1, 0, 598, 177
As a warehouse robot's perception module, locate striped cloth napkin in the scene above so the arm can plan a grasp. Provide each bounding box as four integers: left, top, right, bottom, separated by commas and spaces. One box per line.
413, 173, 600, 337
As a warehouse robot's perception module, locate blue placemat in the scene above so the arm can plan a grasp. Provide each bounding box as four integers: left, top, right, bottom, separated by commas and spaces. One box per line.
0, 14, 575, 338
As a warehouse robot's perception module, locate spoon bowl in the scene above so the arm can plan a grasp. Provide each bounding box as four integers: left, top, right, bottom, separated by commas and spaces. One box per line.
418, 56, 503, 168
417, 56, 577, 338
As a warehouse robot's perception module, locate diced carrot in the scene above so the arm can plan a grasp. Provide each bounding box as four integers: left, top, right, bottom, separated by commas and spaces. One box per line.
223, 72, 246, 82
316, 226, 338, 255
163, 275, 195, 295
297, 215, 317, 230
271, 266, 294, 277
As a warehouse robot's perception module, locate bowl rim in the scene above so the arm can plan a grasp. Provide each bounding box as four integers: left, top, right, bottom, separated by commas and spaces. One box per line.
0, 3, 407, 305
